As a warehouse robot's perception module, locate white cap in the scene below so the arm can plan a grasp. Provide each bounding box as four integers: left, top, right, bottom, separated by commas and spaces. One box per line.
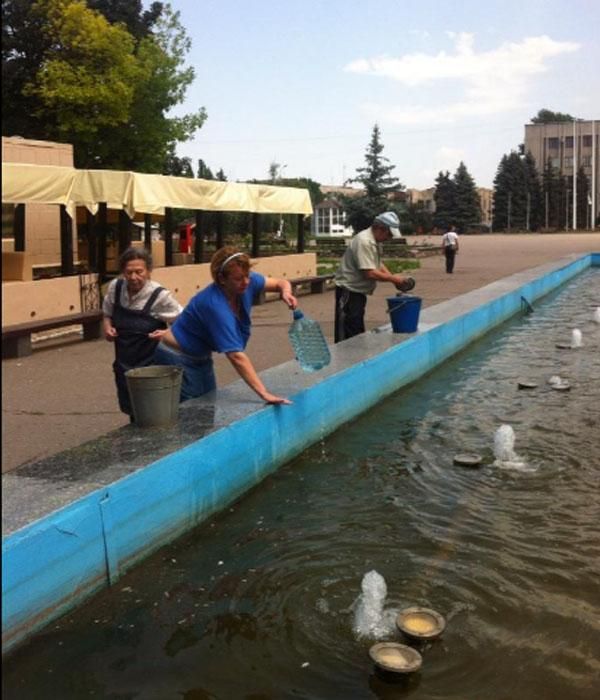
374, 211, 402, 239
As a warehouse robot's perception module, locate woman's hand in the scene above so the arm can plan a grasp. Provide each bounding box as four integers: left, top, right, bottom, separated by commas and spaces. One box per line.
103, 318, 118, 341
280, 289, 298, 310
261, 391, 293, 405
226, 351, 293, 405
148, 328, 168, 340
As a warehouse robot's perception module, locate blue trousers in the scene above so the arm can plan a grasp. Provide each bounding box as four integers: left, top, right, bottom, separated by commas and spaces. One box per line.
153, 343, 216, 401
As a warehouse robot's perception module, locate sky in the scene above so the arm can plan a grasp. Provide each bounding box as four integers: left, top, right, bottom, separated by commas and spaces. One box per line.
164, 0, 600, 190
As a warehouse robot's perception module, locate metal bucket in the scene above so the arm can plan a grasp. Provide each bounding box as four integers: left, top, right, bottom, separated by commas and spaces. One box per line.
125, 365, 183, 427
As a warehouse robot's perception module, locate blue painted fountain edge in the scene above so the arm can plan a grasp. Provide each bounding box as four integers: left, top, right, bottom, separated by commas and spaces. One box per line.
3, 253, 598, 653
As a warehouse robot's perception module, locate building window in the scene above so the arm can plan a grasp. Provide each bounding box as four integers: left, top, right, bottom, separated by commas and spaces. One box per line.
316, 206, 346, 235
551, 158, 560, 169
583, 135, 592, 148
548, 137, 559, 149
565, 136, 573, 148
581, 155, 591, 167
564, 156, 573, 169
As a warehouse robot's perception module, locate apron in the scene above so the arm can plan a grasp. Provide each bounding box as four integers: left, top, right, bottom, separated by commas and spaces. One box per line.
112, 279, 167, 415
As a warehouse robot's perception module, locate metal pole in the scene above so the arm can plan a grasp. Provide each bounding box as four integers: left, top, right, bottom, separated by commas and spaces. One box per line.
164, 207, 174, 266
194, 210, 204, 263
118, 209, 131, 254
526, 191, 531, 231
296, 214, 305, 253
545, 190, 549, 229
251, 213, 260, 258
13, 203, 25, 251
573, 119, 577, 230
144, 214, 152, 252
592, 120, 597, 228
97, 203, 107, 278
59, 205, 74, 276
87, 210, 97, 271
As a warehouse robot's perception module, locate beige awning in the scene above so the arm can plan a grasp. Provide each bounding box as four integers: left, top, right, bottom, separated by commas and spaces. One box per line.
1, 163, 313, 217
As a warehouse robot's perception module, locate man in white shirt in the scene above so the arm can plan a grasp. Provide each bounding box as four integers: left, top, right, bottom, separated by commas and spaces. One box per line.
334, 211, 415, 342
441, 224, 459, 274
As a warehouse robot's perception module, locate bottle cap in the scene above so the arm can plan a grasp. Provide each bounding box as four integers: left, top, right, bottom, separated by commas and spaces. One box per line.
293, 309, 304, 320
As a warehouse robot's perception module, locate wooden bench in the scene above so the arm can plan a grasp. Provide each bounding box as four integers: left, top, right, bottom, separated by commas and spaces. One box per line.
254, 274, 335, 305
2, 311, 104, 359
290, 273, 335, 295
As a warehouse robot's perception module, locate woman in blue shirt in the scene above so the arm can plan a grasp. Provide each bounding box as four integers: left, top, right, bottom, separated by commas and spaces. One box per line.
155, 246, 297, 404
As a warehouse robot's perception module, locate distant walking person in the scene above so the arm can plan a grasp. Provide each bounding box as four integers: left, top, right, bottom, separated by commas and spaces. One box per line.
441, 225, 459, 273
103, 247, 182, 420
334, 211, 415, 343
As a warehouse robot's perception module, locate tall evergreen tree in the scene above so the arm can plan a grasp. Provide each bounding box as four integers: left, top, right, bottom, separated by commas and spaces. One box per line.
575, 165, 591, 229
492, 150, 542, 231
523, 151, 543, 231
342, 125, 403, 233
433, 171, 455, 228
452, 162, 481, 232
542, 158, 560, 229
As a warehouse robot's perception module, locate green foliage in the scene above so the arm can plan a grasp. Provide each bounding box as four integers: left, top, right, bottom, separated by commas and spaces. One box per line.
2, 0, 206, 171
433, 171, 455, 228
531, 108, 576, 124
21, 0, 140, 143
87, 0, 163, 40
341, 125, 404, 233
402, 202, 433, 235
452, 162, 481, 232
492, 150, 543, 231
316, 258, 420, 275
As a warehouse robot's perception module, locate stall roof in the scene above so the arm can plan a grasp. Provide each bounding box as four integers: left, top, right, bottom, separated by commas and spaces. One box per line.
1, 163, 313, 217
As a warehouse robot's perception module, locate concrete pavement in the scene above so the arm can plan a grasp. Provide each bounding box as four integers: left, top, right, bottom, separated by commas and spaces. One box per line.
2, 232, 599, 472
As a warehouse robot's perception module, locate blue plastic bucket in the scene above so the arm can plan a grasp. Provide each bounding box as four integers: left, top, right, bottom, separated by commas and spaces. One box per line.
386, 295, 422, 333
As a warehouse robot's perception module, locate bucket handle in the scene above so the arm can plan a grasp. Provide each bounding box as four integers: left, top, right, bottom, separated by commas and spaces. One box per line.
386, 299, 410, 315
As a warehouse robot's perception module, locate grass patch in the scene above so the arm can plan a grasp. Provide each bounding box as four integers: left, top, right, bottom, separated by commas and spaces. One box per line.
317, 258, 420, 276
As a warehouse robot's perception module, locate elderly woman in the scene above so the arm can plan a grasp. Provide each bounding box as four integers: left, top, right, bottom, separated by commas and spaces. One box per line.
155, 246, 297, 405
103, 247, 182, 419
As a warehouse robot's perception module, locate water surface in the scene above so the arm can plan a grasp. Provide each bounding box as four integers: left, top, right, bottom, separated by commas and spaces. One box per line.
4, 271, 600, 699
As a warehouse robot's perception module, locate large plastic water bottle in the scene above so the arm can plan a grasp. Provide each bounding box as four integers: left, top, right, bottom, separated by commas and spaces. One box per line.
288, 309, 331, 372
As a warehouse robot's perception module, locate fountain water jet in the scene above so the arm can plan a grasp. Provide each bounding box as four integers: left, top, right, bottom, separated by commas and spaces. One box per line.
571, 329, 583, 348
493, 424, 531, 472
353, 570, 397, 639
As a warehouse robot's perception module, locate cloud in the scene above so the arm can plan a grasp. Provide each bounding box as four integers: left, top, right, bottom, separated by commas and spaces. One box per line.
345, 33, 580, 125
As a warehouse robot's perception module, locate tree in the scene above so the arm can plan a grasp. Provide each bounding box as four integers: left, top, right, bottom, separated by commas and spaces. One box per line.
523, 151, 543, 231
342, 125, 403, 233
87, 0, 163, 40
575, 165, 591, 229
531, 109, 576, 123
433, 171, 455, 228
162, 154, 193, 178
5, 0, 140, 145
90, 4, 206, 171
452, 162, 481, 232
542, 158, 560, 229
492, 149, 544, 232
2, 0, 206, 171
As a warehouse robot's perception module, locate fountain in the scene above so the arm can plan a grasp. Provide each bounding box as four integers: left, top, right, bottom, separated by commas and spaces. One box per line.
353, 570, 397, 639
594, 307, 600, 323
571, 328, 583, 348
493, 424, 530, 471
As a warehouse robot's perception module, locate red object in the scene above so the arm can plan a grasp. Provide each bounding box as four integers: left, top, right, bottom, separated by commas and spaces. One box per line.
179, 224, 192, 254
